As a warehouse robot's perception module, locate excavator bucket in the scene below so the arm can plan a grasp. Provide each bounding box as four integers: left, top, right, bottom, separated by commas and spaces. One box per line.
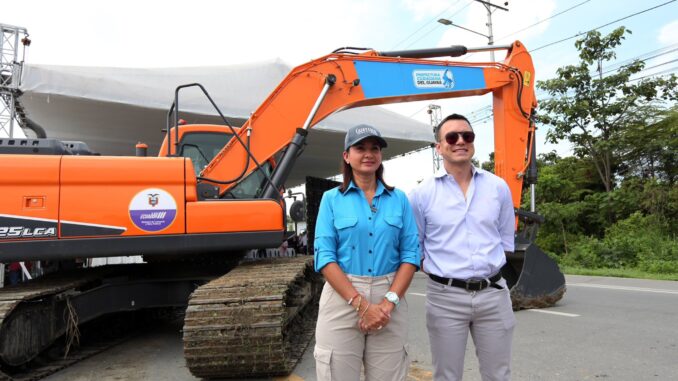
501, 210, 566, 310
502, 237, 566, 310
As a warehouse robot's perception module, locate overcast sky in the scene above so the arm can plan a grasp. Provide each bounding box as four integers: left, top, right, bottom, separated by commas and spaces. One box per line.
3, 0, 677, 191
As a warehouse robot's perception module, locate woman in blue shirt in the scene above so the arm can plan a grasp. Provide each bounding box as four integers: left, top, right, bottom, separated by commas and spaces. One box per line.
313, 124, 420, 381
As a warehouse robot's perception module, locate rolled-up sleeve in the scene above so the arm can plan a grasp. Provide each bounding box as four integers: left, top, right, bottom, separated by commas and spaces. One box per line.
399, 192, 420, 270
314, 192, 338, 272
498, 182, 515, 253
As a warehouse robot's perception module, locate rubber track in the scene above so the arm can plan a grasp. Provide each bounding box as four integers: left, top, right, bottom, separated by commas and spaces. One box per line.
0, 269, 123, 379
0, 274, 104, 367
183, 256, 322, 378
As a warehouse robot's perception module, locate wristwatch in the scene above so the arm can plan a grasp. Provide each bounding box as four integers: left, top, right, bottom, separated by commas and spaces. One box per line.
384, 291, 400, 307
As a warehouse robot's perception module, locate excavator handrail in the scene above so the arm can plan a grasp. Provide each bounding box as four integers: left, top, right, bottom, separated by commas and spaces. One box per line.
165, 83, 277, 190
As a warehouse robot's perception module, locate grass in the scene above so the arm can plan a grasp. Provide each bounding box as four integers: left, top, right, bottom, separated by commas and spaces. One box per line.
560, 265, 678, 281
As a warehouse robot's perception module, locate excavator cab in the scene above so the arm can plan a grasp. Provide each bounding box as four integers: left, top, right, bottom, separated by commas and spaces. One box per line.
177, 131, 234, 175
158, 122, 276, 200
157, 124, 236, 175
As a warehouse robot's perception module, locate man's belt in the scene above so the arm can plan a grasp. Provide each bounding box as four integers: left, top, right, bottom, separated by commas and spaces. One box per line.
428, 272, 503, 291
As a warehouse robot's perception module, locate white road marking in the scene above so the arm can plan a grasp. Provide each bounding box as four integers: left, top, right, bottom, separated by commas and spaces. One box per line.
526, 309, 580, 317
409, 292, 426, 297
568, 283, 678, 295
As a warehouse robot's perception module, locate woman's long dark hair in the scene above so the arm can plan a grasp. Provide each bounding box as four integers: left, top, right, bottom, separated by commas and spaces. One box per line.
339, 158, 394, 193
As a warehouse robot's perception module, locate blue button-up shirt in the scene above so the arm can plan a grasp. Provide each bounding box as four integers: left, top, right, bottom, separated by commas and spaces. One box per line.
314, 180, 420, 276
408, 167, 515, 279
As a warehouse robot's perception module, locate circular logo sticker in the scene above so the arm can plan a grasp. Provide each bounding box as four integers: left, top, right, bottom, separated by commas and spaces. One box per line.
129, 188, 177, 232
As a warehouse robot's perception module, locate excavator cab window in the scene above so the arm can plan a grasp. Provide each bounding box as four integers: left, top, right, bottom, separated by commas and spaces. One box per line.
178, 132, 233, 175
225, 162, 273, 199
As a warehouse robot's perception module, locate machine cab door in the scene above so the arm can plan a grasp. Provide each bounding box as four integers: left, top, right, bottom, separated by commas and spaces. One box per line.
178, 131, 234, 176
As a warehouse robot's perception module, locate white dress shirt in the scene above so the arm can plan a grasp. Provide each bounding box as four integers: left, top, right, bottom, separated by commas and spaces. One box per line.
408, 167, 515, 279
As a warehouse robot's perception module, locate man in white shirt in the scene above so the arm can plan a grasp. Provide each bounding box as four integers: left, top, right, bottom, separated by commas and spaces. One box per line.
409, 113, 516, 381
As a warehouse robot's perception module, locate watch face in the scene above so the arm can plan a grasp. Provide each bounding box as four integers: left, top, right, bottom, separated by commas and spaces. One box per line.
386, 292, 399, 304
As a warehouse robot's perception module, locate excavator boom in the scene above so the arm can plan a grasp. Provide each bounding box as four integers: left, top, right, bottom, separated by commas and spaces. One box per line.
202, 41, 537, 209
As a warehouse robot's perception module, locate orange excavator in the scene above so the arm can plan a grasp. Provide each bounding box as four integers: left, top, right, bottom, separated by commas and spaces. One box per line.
0, 41, 564, 378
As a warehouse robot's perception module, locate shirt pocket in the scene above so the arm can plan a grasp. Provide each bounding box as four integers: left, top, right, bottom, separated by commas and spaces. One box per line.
333, 216, 358, 244
384, 215, 403, 229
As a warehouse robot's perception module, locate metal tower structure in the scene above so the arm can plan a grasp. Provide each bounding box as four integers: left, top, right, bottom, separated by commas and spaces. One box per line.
0, 23, 30, 138
427, 104, 442, 172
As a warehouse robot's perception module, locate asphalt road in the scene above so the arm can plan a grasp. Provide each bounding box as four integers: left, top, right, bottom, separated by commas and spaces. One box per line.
44, 273, 678, 381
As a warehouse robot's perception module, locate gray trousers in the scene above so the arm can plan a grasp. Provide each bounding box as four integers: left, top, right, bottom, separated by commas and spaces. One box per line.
314, 273, 410, 381
426, 277, 515, 381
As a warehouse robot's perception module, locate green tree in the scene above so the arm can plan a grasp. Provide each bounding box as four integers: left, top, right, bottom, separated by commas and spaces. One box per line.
617, 107, 678, 184
481, 152, 495, 173
530, 153, 604, 254
537, 27, 677, 192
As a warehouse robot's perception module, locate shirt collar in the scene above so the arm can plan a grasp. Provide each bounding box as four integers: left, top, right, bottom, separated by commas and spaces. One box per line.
342, 179, 392, 196
435, 165, 481, 179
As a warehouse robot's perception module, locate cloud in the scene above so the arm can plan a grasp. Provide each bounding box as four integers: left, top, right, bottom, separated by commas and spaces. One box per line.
658, 20, 678, 45
401, 0, 461, 21
5, 0, 406, 68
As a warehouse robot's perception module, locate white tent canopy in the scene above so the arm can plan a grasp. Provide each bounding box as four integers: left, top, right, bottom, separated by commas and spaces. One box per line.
18, 59, 434, 186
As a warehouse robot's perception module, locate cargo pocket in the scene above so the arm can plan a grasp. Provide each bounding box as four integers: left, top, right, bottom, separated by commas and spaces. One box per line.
314, 346, 333, 381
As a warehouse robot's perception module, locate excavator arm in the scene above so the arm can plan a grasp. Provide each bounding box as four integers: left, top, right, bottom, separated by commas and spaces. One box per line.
201, 41, 537, 208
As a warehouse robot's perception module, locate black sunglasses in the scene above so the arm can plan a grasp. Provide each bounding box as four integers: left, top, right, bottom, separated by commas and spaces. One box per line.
444, 131, 475, 144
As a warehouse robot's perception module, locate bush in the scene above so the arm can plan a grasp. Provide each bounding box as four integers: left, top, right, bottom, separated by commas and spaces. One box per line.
561, 212, 678, 272
639, 260, 678, 274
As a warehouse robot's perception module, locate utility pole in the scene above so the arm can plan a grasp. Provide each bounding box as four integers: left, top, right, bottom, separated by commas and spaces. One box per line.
438, 1, 508, 61
474, 0, 508, 61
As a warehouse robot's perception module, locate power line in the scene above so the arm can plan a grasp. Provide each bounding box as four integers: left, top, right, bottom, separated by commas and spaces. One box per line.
469, 113, 493, 124
443, 1, 678, 125
530, 0, 677, 53
390, 0, 466, 49
495, 0, 592, 42
460, 0, 594, 62
599, 44, 678, 75
401, 1, 474, 49
634, 58, 678, 73
600, 49, 678, 76
629, 67, 678, 82
464, 58, 678, 122
408, 104, 430, 118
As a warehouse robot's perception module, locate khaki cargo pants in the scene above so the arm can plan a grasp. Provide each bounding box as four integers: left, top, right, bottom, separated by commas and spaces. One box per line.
314, 273, 409, 381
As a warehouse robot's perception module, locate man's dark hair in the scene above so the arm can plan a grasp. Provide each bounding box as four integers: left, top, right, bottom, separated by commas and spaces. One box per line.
434, 113, 473, 142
